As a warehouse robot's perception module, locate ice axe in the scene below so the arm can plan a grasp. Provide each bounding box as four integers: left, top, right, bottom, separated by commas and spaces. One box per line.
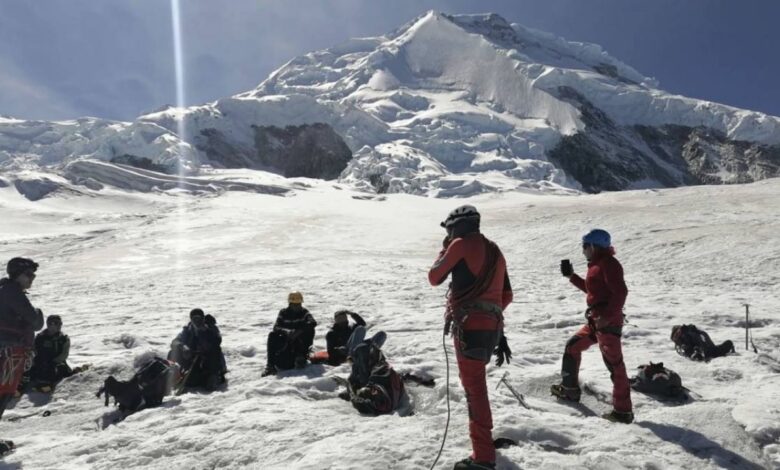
496, 371, 529, 409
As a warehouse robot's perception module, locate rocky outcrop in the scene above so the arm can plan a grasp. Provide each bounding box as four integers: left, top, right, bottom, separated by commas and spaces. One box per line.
253, 123, 352, 179
549, 87, 780, 192
196, 123, 352, 180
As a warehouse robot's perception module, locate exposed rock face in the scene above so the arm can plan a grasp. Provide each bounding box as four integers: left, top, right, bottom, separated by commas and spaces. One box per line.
196, 123, 351, 180
549, 87, 780, 192
110, 154, 171, 174
13, 178, 62, 201
253, 123, 352, 179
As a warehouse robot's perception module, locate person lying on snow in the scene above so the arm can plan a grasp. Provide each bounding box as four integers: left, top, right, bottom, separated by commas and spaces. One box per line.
339, 326, 405, 415
21, 315, 87, 393
0, 257, 44, 457
671, 324, 734, 362
168, 308, 227, 391
324, 310, 366, 365
96, 355, 179, 414
262, 292, 317, 376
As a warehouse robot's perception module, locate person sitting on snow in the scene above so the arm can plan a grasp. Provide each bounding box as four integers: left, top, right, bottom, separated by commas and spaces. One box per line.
325, 310, 366, 366
23, 315, 84, 393
262, 292, 317, 376
168, 308, 227, 391
339, 326, 405, 415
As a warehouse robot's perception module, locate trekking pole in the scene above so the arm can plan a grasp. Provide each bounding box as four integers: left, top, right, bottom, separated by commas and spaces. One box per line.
745, 304, 749, 351
497, 372, 530, 409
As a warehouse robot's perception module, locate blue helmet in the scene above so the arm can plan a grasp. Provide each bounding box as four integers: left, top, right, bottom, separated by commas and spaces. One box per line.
582, 229, 611, 248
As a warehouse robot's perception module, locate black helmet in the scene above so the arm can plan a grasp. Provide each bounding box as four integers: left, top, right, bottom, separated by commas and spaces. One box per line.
6, 257, 38, 279
47, 315, 62, 326
440, 205, 480, 228
190, 308, 205, 319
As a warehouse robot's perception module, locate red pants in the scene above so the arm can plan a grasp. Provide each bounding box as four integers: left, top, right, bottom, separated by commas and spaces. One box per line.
453, 309, 500, 463
561, 323, 632, 412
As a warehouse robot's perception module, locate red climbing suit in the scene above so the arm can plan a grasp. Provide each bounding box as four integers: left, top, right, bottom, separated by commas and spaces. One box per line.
429, 232, 512, 464
563, 249, 632, 412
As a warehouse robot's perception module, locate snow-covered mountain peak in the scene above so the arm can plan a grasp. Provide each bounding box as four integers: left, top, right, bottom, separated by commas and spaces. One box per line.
2, 11, 779, 199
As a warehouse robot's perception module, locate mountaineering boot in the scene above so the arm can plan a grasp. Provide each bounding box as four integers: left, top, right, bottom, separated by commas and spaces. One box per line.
453, 458, 496, 470
602, 409, 634, 424
261, 365, 276, 377
551, 383, 581, 402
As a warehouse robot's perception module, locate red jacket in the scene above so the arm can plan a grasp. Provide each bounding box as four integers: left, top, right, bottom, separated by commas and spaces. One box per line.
570, 251, 628, 327
428, 233, 513, 317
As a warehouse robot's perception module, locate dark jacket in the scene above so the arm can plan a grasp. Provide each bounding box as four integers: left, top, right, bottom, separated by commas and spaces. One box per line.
326, 313, 366, 353
34, 331, 70, 365
172, 323, 223, 355
0, 278, 44, 347
273, 307, 317, 335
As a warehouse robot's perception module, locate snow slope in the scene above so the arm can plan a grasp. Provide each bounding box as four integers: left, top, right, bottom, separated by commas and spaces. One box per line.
0, 176, 778, 469
3, 11, 780, 197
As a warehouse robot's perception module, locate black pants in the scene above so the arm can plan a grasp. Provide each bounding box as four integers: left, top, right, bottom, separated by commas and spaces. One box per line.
266, 329, 314, 369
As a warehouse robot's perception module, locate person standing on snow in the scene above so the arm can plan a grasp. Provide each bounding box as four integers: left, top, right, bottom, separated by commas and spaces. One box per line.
428, 205, 513, 470
262, 292, 317, 376
0, 257, 44, 455
552, 229, 633, 423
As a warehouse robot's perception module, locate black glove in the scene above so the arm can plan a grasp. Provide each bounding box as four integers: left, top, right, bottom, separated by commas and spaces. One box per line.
560, 259, 573, 277
205, 314, 216, 327
494, 333, 512, 367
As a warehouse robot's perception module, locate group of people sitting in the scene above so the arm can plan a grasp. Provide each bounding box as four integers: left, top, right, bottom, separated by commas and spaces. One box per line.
261, 291, 406, 415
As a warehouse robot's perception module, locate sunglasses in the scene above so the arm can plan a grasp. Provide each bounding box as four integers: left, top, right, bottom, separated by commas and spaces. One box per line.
24, 271, 37, 279
582, 243, 593, 250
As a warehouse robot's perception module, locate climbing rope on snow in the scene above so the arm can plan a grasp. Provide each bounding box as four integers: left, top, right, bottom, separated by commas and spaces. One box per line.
429, 330, 451, 470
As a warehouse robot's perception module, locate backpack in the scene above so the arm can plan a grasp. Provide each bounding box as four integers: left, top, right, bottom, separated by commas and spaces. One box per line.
671, 324, 734, 361
98, 357, 178, 411
630, 362, 684, 398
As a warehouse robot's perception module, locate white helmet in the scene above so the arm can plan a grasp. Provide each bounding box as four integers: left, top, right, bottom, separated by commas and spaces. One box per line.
440, 205, 480, 228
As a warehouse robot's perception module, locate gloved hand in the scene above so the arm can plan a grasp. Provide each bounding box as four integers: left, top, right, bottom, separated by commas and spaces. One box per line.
494, 333, 512, 367
204, 314, 216, 327
181, 345, 192, 360
560, 259, 573, 277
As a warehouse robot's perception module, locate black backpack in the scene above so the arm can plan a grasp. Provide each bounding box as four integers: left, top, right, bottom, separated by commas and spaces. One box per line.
97, 357, 178, 411
671, 324, 735, 361
630, 362, 684, 398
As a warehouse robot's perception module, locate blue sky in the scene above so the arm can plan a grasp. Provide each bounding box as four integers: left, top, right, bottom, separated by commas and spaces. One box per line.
1, 0, 778, 121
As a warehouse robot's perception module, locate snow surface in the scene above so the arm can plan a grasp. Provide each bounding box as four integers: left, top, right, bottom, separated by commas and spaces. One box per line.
3, 11, 780, 197
0, 177, 778, 469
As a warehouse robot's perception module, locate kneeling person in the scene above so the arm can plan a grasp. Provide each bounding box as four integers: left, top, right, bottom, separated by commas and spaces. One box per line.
168, 308, 227, 391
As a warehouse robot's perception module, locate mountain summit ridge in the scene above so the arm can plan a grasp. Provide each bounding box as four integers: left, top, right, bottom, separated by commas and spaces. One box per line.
2, 11, 779, 197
